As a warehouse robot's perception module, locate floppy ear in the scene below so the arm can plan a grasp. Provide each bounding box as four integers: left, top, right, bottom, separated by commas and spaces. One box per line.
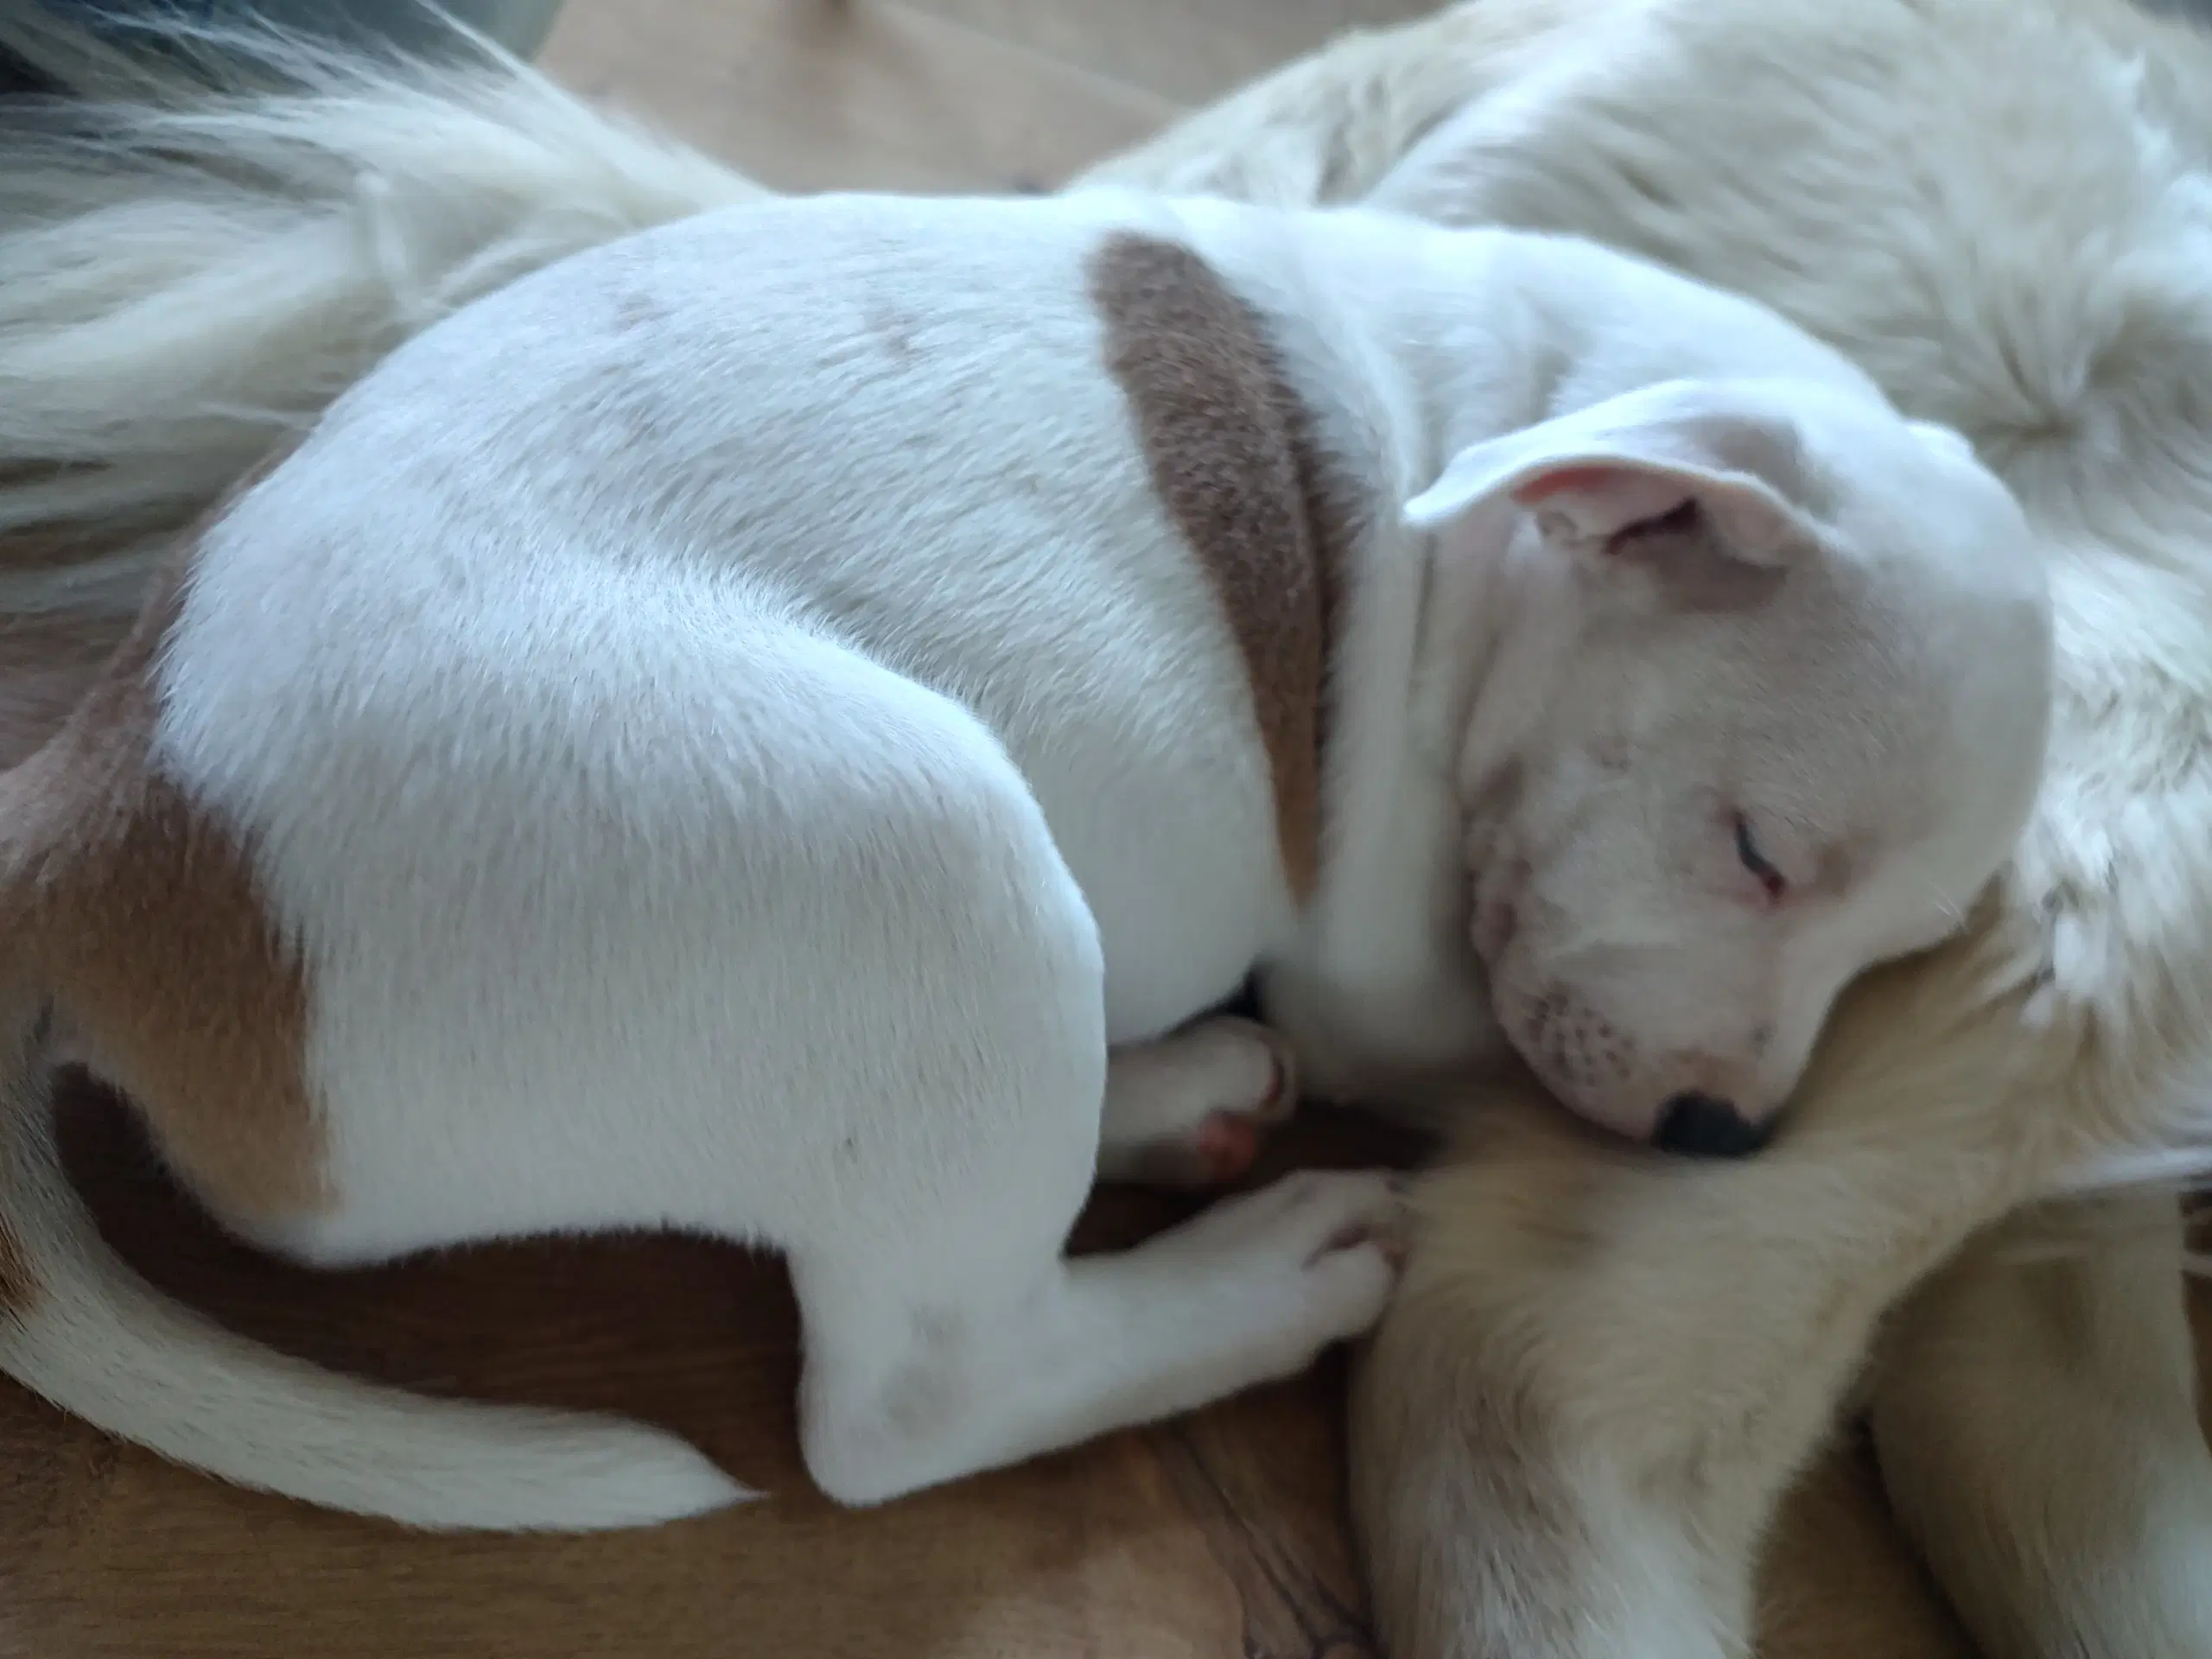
1405, 380, 1820, 575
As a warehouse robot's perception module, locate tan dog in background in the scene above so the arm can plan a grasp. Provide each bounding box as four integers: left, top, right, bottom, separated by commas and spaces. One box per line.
0, 2, 2207, 1655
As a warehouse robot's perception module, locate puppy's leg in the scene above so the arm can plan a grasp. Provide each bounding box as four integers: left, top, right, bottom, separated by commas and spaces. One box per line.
755, 677, 1401, 1507
1096, 1015, 1295, 1187
184, 589, 1402, 1513
794, 1166, 1402, 1505
1871, 1189, 2212, 1658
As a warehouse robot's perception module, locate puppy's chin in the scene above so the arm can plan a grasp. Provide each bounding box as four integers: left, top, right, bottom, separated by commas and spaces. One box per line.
1539, 1083, 1657, 1147
1478, 1033, 1652, 1152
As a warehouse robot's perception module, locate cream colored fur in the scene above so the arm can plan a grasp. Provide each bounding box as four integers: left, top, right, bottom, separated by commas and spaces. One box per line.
0, 2, 2202, 1652
1096, 2, 2212, 1655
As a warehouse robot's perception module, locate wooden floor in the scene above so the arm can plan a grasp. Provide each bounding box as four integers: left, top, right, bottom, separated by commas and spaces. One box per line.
537, 0, 1434, 194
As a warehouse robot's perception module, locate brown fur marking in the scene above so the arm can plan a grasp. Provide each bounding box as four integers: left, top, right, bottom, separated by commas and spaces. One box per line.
1089, 232, 1356, 900
7, 463, 327, 1229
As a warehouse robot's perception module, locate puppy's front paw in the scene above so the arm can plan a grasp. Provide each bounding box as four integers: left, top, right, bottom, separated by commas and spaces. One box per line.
1160, 1168, 1410, 1355
1100, 1016, 1299, 1187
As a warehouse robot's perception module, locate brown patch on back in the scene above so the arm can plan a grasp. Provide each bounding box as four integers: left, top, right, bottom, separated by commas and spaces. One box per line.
1090, 233, 1358, 901
7, 459, 327, 1227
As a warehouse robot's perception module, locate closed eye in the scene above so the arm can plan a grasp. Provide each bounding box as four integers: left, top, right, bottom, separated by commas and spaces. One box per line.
1734, 814, 1788, 901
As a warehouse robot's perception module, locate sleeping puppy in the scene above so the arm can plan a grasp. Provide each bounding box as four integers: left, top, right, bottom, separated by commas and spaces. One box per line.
0, 188, 2049, 1531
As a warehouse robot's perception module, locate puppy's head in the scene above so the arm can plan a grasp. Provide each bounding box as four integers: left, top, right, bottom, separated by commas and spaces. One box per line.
1412, 378, 2050, 1154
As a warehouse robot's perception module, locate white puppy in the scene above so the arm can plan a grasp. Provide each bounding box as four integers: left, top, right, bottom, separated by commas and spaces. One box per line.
0, 187, 2048, 1530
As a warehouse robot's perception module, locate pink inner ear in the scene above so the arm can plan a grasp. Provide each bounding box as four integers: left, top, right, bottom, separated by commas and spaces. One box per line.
1509, 463, 1698, 541
1510, 467, 1619, 505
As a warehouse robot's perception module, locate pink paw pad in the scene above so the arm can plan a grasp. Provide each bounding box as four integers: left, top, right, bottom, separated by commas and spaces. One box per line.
1193, 1111, 1264, 1183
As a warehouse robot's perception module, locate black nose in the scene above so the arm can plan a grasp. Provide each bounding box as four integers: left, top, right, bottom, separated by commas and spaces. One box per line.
1654, 1092, 1771, 1159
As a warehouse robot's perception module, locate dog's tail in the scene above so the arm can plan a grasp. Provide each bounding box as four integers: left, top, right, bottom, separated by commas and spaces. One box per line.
0, 8, 763, 625
0, 679, 749, 1530
0, 1021, 751, 1529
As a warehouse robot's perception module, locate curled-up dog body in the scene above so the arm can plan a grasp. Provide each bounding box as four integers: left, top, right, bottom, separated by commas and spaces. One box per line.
0, 180, 2049, 1530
